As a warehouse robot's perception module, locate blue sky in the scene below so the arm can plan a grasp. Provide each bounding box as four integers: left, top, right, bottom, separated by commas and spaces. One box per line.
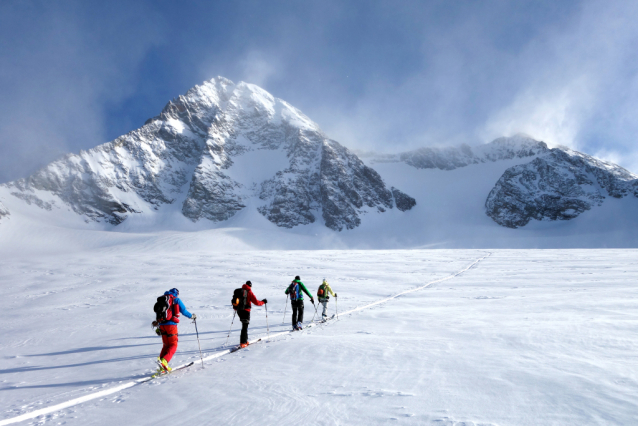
1, 0, 638, 182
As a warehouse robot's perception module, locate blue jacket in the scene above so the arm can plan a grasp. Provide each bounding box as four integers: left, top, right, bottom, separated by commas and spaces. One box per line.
160, 289, 192, 326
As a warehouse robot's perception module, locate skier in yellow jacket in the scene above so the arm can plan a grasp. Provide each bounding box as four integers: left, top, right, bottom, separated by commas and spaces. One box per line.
317, 279, 337, 322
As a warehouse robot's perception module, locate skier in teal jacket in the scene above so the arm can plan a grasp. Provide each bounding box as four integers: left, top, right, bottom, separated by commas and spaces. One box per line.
285, 276, 314, 330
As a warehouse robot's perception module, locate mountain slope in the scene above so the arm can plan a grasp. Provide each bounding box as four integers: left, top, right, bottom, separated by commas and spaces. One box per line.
364, 133, 638, 230
0, 199, 8, 221
1, 77, 414, 231
485, 148, 638, 228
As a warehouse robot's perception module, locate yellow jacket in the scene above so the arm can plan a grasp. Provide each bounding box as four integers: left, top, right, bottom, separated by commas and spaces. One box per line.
317, 280, 335, 299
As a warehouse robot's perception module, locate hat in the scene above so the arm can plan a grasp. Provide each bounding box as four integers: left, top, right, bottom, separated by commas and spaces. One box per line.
245, 280, 252, 287
295, 276, 300, 280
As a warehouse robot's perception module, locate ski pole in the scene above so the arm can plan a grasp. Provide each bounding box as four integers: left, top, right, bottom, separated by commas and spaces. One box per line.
193, 318, 204, 368
336, 295, 338, 320
311, 300, 318, 322
282, 294, 288, 325
265, 303, 270, 340
225, 310, 236, 346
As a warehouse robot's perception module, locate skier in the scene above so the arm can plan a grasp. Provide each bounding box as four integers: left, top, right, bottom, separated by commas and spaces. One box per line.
152, 288, 196, 373
317, 278, 337, 322
234, 281, 267, 348
285, 276, 314, 330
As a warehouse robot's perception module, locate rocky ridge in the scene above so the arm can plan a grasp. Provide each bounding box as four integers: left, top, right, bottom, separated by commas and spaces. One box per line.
362, 134, 549, 171
2, 77, 415, 230
485, 148, 638, 228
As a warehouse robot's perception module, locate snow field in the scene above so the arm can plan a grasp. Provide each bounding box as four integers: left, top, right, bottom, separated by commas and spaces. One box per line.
1, 249, 637, 425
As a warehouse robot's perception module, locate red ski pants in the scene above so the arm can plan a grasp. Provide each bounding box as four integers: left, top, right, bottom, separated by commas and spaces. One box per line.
159, 325, 179, 363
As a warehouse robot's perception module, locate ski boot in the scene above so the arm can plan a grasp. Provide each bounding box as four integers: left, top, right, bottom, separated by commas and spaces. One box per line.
157, 357, 172, 373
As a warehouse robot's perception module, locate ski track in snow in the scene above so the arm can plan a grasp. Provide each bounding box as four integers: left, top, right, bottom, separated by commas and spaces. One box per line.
0, 251, 490, 425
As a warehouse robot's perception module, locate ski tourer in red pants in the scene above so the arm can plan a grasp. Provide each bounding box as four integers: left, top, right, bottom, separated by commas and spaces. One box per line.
154, 288, 195, 372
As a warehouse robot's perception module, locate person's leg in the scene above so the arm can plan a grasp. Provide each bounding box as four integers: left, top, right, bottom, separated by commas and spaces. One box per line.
298, 301, 305, 325
291, 301, 298, 327
239, 310, 250, 344
160, 333, 169, 359
160, 325, 179, 363
163, 334, 179, 362
321, 300, 328, 318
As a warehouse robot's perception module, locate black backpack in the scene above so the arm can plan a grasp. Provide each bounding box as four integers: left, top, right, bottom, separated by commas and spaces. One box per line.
232, 288, 248, 310
154, 294, 175, 322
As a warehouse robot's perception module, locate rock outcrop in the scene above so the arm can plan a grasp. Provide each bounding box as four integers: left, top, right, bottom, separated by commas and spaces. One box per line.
485, 148, 638, 228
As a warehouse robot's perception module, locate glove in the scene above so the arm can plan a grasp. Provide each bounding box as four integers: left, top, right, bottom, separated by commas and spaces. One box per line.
335, 294, 338, 298
310, 298, 315, 304
262, 298, 268, 304
155, 328, 161, 336
191, 313, 197, 320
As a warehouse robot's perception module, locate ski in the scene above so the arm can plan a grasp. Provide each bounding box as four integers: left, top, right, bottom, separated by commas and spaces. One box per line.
142, 361, 195, 382
230, 338, 261, 353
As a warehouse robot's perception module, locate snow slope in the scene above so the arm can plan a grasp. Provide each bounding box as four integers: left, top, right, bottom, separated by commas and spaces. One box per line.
1, 246, 637, 425
2, 144, 638, 252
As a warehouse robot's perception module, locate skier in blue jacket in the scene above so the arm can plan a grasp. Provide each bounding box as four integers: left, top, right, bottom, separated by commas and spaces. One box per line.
153, 288, 195, 372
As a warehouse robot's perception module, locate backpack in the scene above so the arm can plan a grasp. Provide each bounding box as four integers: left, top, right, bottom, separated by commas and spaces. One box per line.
288, 282, 300, 301
317, 283, 327, 298
232, 288, 248, 310
154, 294, 175, 322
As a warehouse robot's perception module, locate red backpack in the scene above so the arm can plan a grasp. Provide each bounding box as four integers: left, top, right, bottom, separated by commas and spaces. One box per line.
154, 294, 180, 323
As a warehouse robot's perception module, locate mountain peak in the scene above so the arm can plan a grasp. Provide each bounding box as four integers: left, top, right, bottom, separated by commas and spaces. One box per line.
1, 77, 415, 230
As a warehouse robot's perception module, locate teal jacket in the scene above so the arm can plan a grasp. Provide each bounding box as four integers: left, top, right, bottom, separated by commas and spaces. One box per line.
285, 280, 313, 301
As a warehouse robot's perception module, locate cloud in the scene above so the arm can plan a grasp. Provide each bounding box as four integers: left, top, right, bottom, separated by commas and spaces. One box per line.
277, 0, 638, 169
0, 1, 163, 183
483, 0, 638, 158
2, 0, 638, 180
483, 77, 594, 148
239, 51, 281, 88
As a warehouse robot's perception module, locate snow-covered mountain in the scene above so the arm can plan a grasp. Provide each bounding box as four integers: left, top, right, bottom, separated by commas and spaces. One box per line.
1, 78, 637, 249
362, 134, 638, 231
0, 77, 414, 231
486, 148, 638, 228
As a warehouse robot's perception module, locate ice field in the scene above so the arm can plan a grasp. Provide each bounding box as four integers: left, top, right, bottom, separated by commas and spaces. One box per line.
1, 245, 637, 425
